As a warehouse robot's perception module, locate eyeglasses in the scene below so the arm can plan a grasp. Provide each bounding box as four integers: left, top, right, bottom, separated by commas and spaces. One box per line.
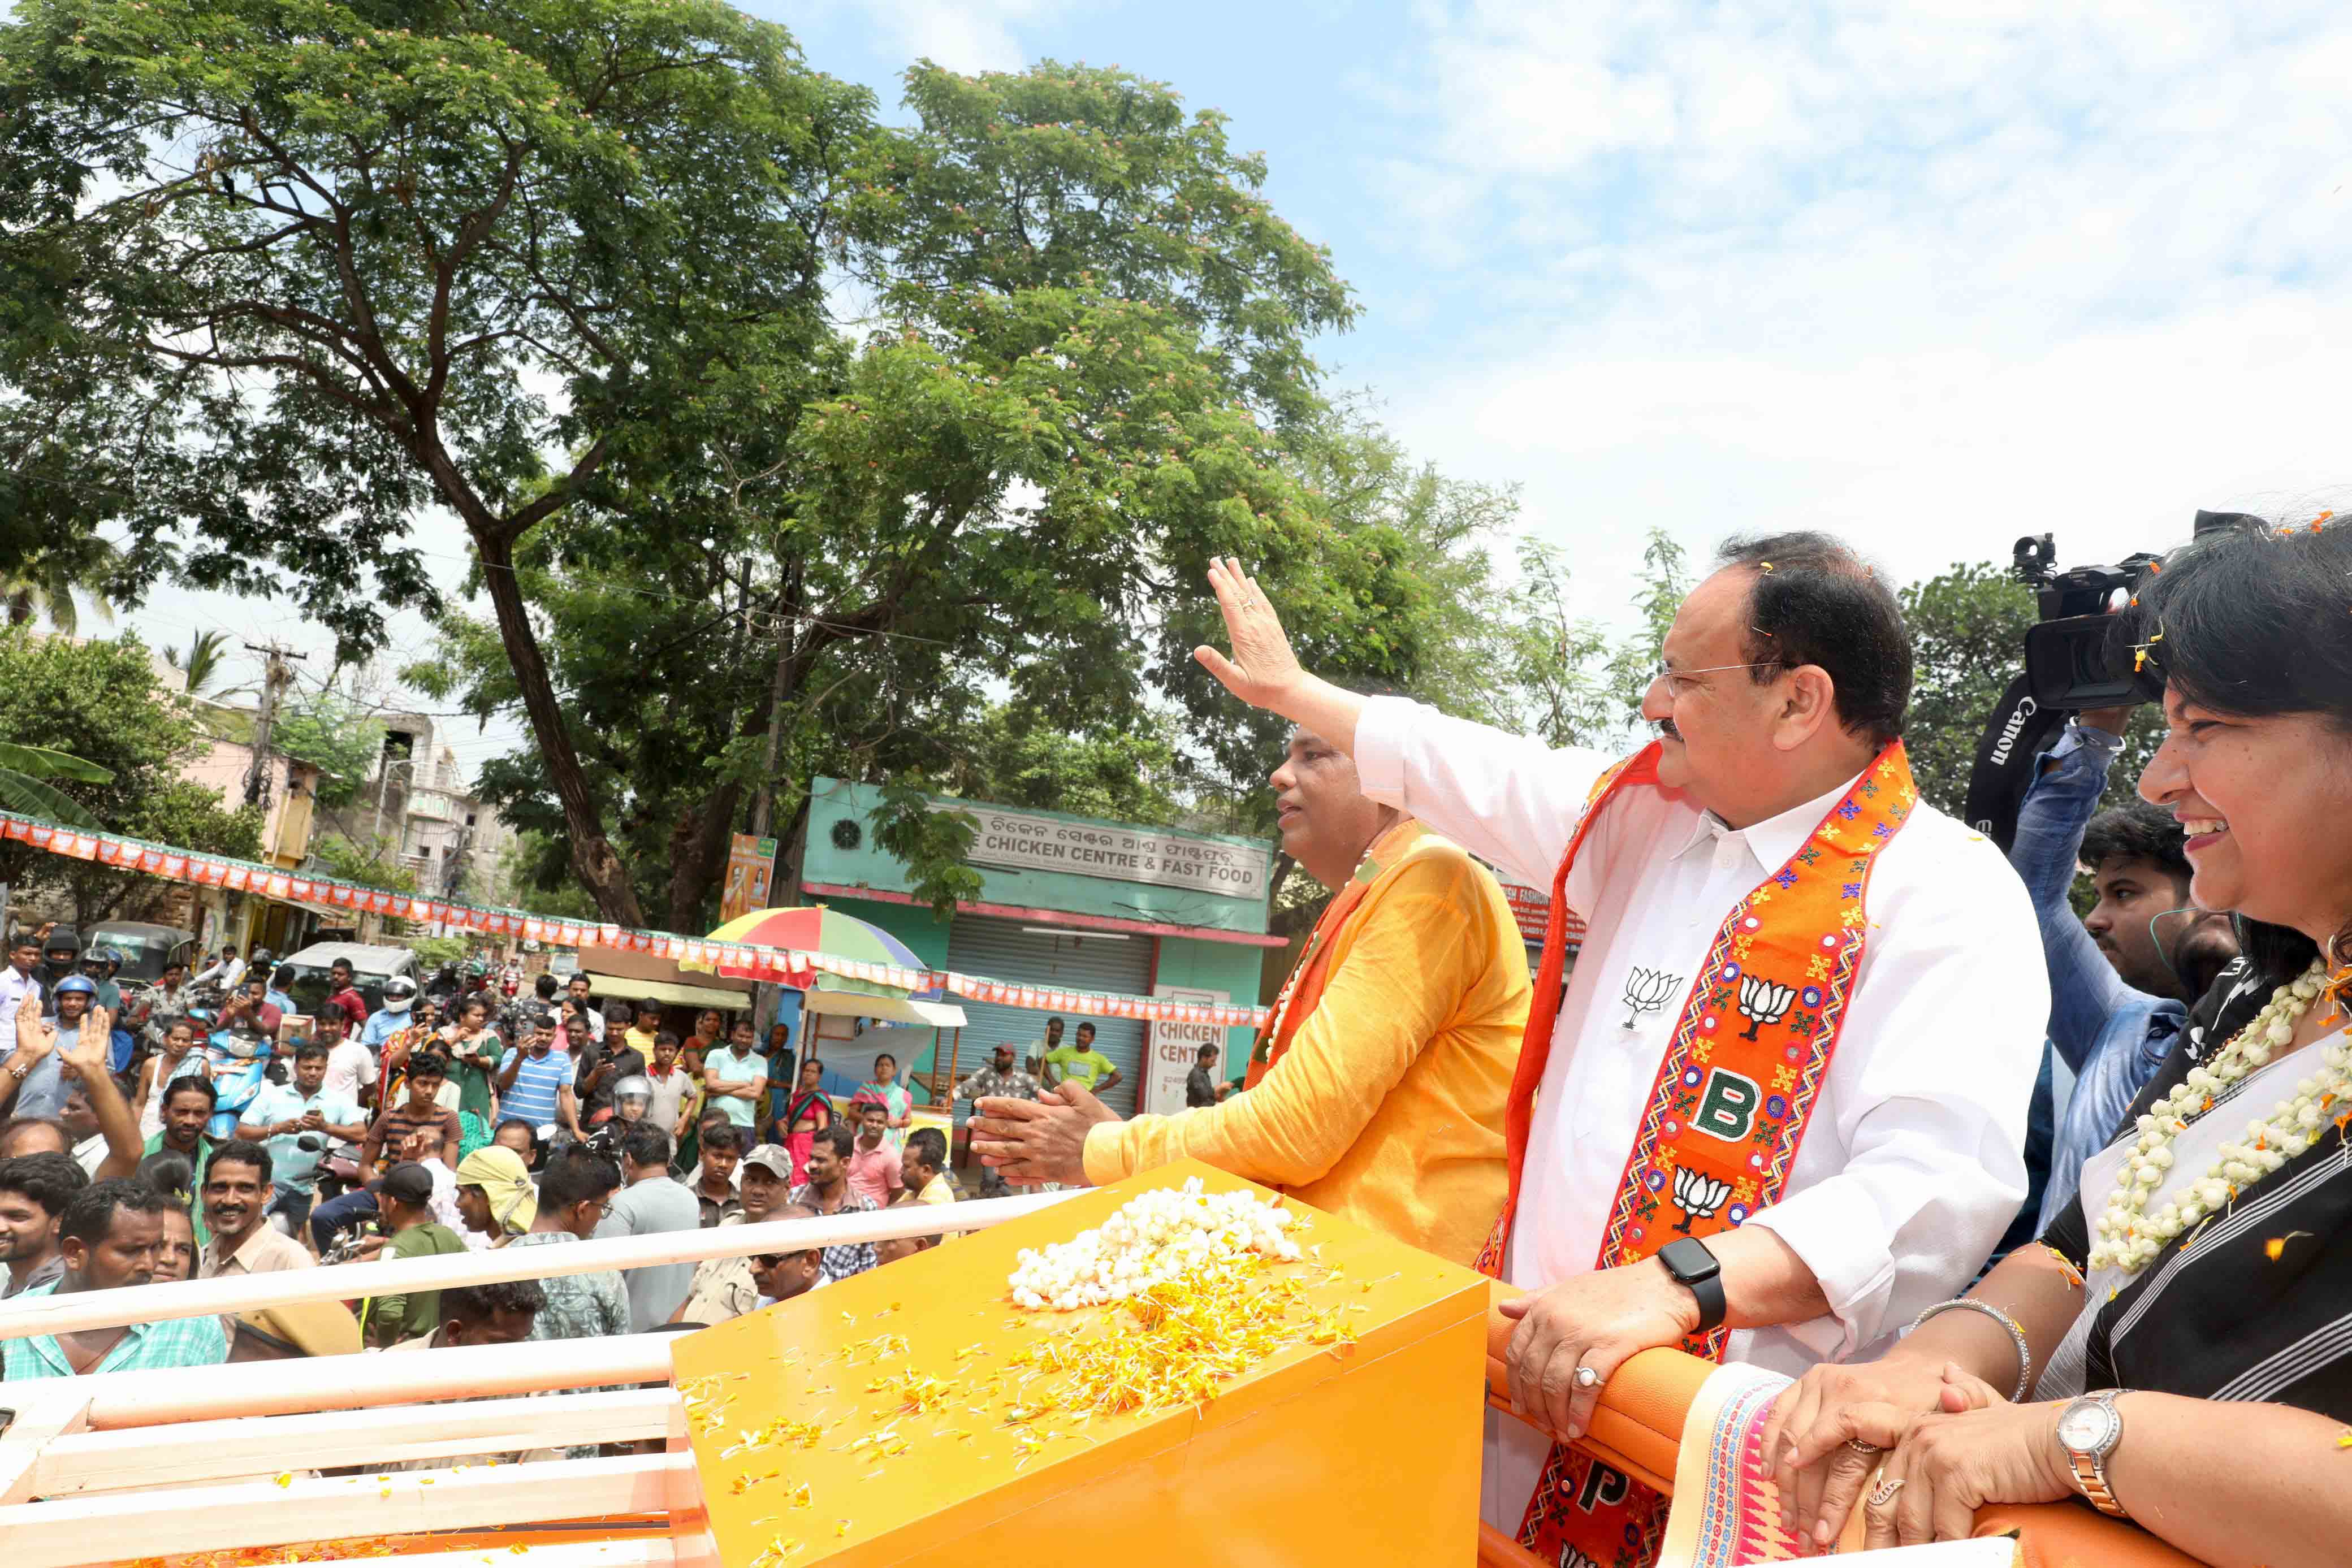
1650, 660, 1787, 695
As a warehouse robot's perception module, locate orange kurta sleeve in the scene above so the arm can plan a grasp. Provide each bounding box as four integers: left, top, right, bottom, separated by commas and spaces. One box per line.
1083, 831, 1528, 1265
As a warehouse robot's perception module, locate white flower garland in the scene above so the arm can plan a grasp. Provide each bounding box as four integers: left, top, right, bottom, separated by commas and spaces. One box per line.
1008, 1177, 1302, 1311
2090, 960, 2335, 1274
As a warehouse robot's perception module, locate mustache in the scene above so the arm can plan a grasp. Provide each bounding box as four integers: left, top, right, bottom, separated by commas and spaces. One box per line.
1653, 717, 1683, 742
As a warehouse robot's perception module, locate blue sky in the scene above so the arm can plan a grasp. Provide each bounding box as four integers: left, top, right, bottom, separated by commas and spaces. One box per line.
140, 1, 2352, 742
773, 0, 2352, 599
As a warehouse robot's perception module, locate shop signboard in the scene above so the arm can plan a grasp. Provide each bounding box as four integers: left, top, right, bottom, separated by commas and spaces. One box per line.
953, 806, 1269, 899
1142, 984, 1231, 1117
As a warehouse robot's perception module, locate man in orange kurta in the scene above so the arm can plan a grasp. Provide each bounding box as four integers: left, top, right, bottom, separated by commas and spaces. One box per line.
970, 728, 1529, 1267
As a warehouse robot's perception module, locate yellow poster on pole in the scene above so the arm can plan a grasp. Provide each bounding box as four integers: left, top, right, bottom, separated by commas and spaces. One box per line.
720, 833, 777, 924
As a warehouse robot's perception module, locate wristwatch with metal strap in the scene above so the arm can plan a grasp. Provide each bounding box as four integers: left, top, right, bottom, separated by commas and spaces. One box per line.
2055, 1389, 2130, 1519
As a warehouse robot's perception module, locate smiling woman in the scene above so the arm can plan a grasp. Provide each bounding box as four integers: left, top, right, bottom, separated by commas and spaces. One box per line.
1766, 515, 2352, 1567
2122, 518, 2352, 979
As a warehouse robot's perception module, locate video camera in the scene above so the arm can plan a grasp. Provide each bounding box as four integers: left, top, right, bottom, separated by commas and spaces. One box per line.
2009, 535, 2169, 711
1962, 510, 2264, 851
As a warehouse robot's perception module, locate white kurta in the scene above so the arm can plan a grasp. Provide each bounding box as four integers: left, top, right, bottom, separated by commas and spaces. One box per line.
1353, 698, 2047, 1526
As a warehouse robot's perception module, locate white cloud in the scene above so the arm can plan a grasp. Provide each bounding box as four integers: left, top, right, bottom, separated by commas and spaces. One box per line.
802, 0, 1066, 74
1357, 2, 2352, 603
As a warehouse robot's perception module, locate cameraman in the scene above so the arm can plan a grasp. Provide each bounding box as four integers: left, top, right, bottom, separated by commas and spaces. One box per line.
2007, 707, 2241, 1235
237, 1040, 368, 1238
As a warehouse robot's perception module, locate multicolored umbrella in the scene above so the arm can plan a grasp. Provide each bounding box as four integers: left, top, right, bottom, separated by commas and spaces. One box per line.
689, 906, 940, 999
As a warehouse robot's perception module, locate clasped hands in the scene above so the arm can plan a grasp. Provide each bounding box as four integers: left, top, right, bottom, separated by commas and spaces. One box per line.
969, 1081, 1119, 1187
1759, 1357, 2074, 1556
1502, 1277, 2078, 1554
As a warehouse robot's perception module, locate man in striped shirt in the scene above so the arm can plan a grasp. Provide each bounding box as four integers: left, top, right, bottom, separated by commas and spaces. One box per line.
496, 1011, 577, 1138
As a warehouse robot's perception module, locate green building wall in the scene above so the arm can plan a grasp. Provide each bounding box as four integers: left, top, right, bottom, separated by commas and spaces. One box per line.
809, 898, 1264, 1092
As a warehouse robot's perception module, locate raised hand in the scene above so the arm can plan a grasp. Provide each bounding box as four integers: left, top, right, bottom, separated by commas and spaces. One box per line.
12, 995, 58, 1071
58, 1004, 111, 1075
1193, 556, 1307, 713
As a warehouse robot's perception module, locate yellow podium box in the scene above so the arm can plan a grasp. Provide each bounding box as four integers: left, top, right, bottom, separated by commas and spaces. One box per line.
671, 1159, 1491, 1568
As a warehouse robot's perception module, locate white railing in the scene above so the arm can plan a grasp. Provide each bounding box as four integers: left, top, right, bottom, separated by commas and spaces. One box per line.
0, 1188, 1079, 1339
0, 1190, 1080, 1568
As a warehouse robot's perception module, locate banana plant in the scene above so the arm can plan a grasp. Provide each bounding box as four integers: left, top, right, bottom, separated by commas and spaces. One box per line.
0, 741, 114, 829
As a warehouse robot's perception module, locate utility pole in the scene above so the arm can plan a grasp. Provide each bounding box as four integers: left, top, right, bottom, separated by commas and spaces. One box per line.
240, 642, 305, 809
748, 640, 793, 838
369, 754, 409, 855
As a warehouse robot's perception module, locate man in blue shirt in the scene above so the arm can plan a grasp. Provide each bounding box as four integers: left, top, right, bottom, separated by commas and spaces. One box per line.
360, 976, 419, 1051
1, 974, 101, 1121
263, 961, 297, 1019
2005, 711, 2241, 1238
237, 1041, 368, 1234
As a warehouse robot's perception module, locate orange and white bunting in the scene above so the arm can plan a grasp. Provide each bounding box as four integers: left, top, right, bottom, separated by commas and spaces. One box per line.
0, 810, 1273, 1029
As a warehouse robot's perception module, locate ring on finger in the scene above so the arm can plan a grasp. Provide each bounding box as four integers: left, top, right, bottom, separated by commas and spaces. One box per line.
1845, 1438, 1882, 1456
1866, 1476, 1905, 1509
1572, 1364, 1602, 1391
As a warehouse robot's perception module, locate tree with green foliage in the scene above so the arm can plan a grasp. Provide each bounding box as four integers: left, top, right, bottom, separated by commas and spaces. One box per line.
948, 708, 1190, 829
271, 690, 387, 811
0, 0, 876, 922
1486, 537, 1622, 750
406, 56, 1426, 931
494, 831, 603, 922
1898, 561, 2159, 822
309, 832, 415, 895
0, 631, 262, 923
1273, 406, 1523, 733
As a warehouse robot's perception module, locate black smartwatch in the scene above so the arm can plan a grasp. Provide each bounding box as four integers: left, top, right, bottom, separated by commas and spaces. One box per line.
1656, 1237, 1727, 1332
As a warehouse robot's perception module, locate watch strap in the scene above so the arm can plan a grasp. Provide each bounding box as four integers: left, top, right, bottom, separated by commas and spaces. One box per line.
1657, 1239, 1727, 1332
2063, 1391, 2130, 1519
2069, 1452, 2128, 1519
1684, 1267, 1727, 1332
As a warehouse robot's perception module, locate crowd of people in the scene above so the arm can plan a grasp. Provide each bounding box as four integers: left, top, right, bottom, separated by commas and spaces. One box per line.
0, 951, 1001, 1378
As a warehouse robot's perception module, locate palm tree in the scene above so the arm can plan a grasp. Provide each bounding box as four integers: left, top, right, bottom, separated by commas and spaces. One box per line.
0, 533, 119, 635
0, 742, 113, 829
164, 629, 250, 700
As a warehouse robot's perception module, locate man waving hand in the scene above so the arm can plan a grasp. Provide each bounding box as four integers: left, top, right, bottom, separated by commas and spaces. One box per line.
1187, 543, 2042, 1564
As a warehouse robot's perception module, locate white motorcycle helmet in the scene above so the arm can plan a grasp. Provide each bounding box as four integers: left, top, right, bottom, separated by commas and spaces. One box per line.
612, 1074, 654, 1117
381, 976, 418, 1013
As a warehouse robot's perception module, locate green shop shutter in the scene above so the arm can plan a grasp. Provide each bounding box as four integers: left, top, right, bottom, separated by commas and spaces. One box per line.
943, 916, 1154, 1115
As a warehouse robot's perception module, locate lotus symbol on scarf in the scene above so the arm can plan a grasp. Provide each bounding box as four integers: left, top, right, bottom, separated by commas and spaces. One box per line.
1736, 976, 1797, 1040
1672, 1167, 1732, 1233
1620, 966, 1680, 1030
